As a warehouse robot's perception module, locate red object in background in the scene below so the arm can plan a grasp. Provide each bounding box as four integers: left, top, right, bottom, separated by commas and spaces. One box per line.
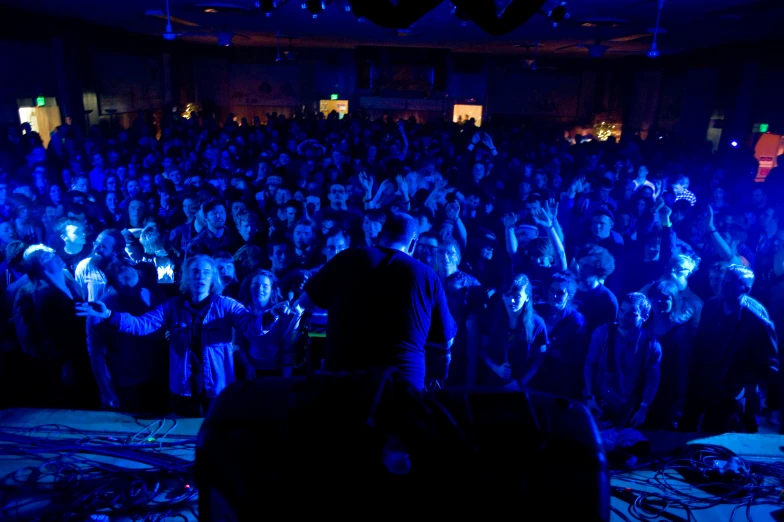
754, 134, 781, 182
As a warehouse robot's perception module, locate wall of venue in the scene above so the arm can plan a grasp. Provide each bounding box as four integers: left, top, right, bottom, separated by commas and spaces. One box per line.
1, 5, 782, 148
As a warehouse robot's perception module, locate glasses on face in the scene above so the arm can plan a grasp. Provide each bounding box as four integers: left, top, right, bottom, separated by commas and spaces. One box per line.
330, 189, 346, 195
418, 244, 438, 252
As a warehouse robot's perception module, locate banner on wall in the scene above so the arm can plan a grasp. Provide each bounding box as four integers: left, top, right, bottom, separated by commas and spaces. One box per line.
360, 97, 444, 111
371, 64, 434, 92
490, 70, 580, 118
95, 52, 164, 114
228, 64, 300, 106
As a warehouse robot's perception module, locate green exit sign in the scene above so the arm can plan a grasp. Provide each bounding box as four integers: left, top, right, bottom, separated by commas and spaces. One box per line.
36, 96, 45, 107
330, 94, 338, 100
760, 123, 770, 133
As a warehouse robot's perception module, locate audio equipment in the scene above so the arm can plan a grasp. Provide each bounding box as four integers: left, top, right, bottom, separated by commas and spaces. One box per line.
197, 373, 609, 520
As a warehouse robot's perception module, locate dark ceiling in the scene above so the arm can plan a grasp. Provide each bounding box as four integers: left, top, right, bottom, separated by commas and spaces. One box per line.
1, 0, 782, 57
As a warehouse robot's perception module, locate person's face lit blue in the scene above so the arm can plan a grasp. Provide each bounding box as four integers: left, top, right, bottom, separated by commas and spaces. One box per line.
189, 260, 214, 296
324, 235, 348, 262
503, 286, 527, 313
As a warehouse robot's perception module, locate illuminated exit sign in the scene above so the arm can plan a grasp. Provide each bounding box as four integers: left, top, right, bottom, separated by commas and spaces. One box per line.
753, 122, 770, 133
330, 94, 339, 100
36, 96, 45, 107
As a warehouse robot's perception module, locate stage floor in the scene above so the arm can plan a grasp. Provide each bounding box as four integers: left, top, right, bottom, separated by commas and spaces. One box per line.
2, 408, 783, 521
0, 408, 202, 521
611, 431, 784, 521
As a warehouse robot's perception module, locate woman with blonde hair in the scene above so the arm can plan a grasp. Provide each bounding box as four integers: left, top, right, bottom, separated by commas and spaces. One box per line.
77, 254, 296, 416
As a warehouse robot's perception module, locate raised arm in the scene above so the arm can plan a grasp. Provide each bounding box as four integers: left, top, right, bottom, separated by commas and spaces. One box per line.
560, 176, 588, 237
445, 201, 467, 249
226, 297, 289, 340
358, 172, 376, 210
396, 120, 409, 160
396, 175, 411, 212
424, 179, 446, 212
704, 205, 734, 262
76, 300, 170, 336
532, 207, 567, 272
503, 212, 519, 257
370, 179, 394, 210
659, 205, 677, 262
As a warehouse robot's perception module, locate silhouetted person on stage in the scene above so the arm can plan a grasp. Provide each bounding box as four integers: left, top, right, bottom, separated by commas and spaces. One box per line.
297, 213, 457, 390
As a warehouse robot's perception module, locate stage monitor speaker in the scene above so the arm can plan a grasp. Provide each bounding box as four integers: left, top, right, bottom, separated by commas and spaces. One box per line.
196, 373, 610, 520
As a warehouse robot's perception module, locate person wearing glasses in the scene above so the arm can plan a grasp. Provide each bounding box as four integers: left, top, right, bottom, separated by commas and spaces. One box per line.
296, 213, 456, 391
312, 183, 363, 234
413, 233, 439, 273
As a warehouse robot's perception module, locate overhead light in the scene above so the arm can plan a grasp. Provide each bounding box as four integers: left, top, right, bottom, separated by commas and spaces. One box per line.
306, 0, 329, 16
197, 3, 252, 14
256, 0, 278, 12
548, 2, 568, 27
731, 141, 738, 147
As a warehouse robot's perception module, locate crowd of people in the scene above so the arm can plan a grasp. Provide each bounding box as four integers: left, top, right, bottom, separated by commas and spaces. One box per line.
0, 109, 780, 432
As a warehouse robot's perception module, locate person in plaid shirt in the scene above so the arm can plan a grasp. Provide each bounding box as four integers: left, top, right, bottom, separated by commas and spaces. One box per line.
672, 174, 697, 207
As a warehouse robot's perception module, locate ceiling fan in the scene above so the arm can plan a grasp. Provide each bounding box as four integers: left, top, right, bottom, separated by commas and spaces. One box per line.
275, 32, 299, 61
557, 0, 666, 58
516, 41, 556, 71
149, 0, 250, 45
